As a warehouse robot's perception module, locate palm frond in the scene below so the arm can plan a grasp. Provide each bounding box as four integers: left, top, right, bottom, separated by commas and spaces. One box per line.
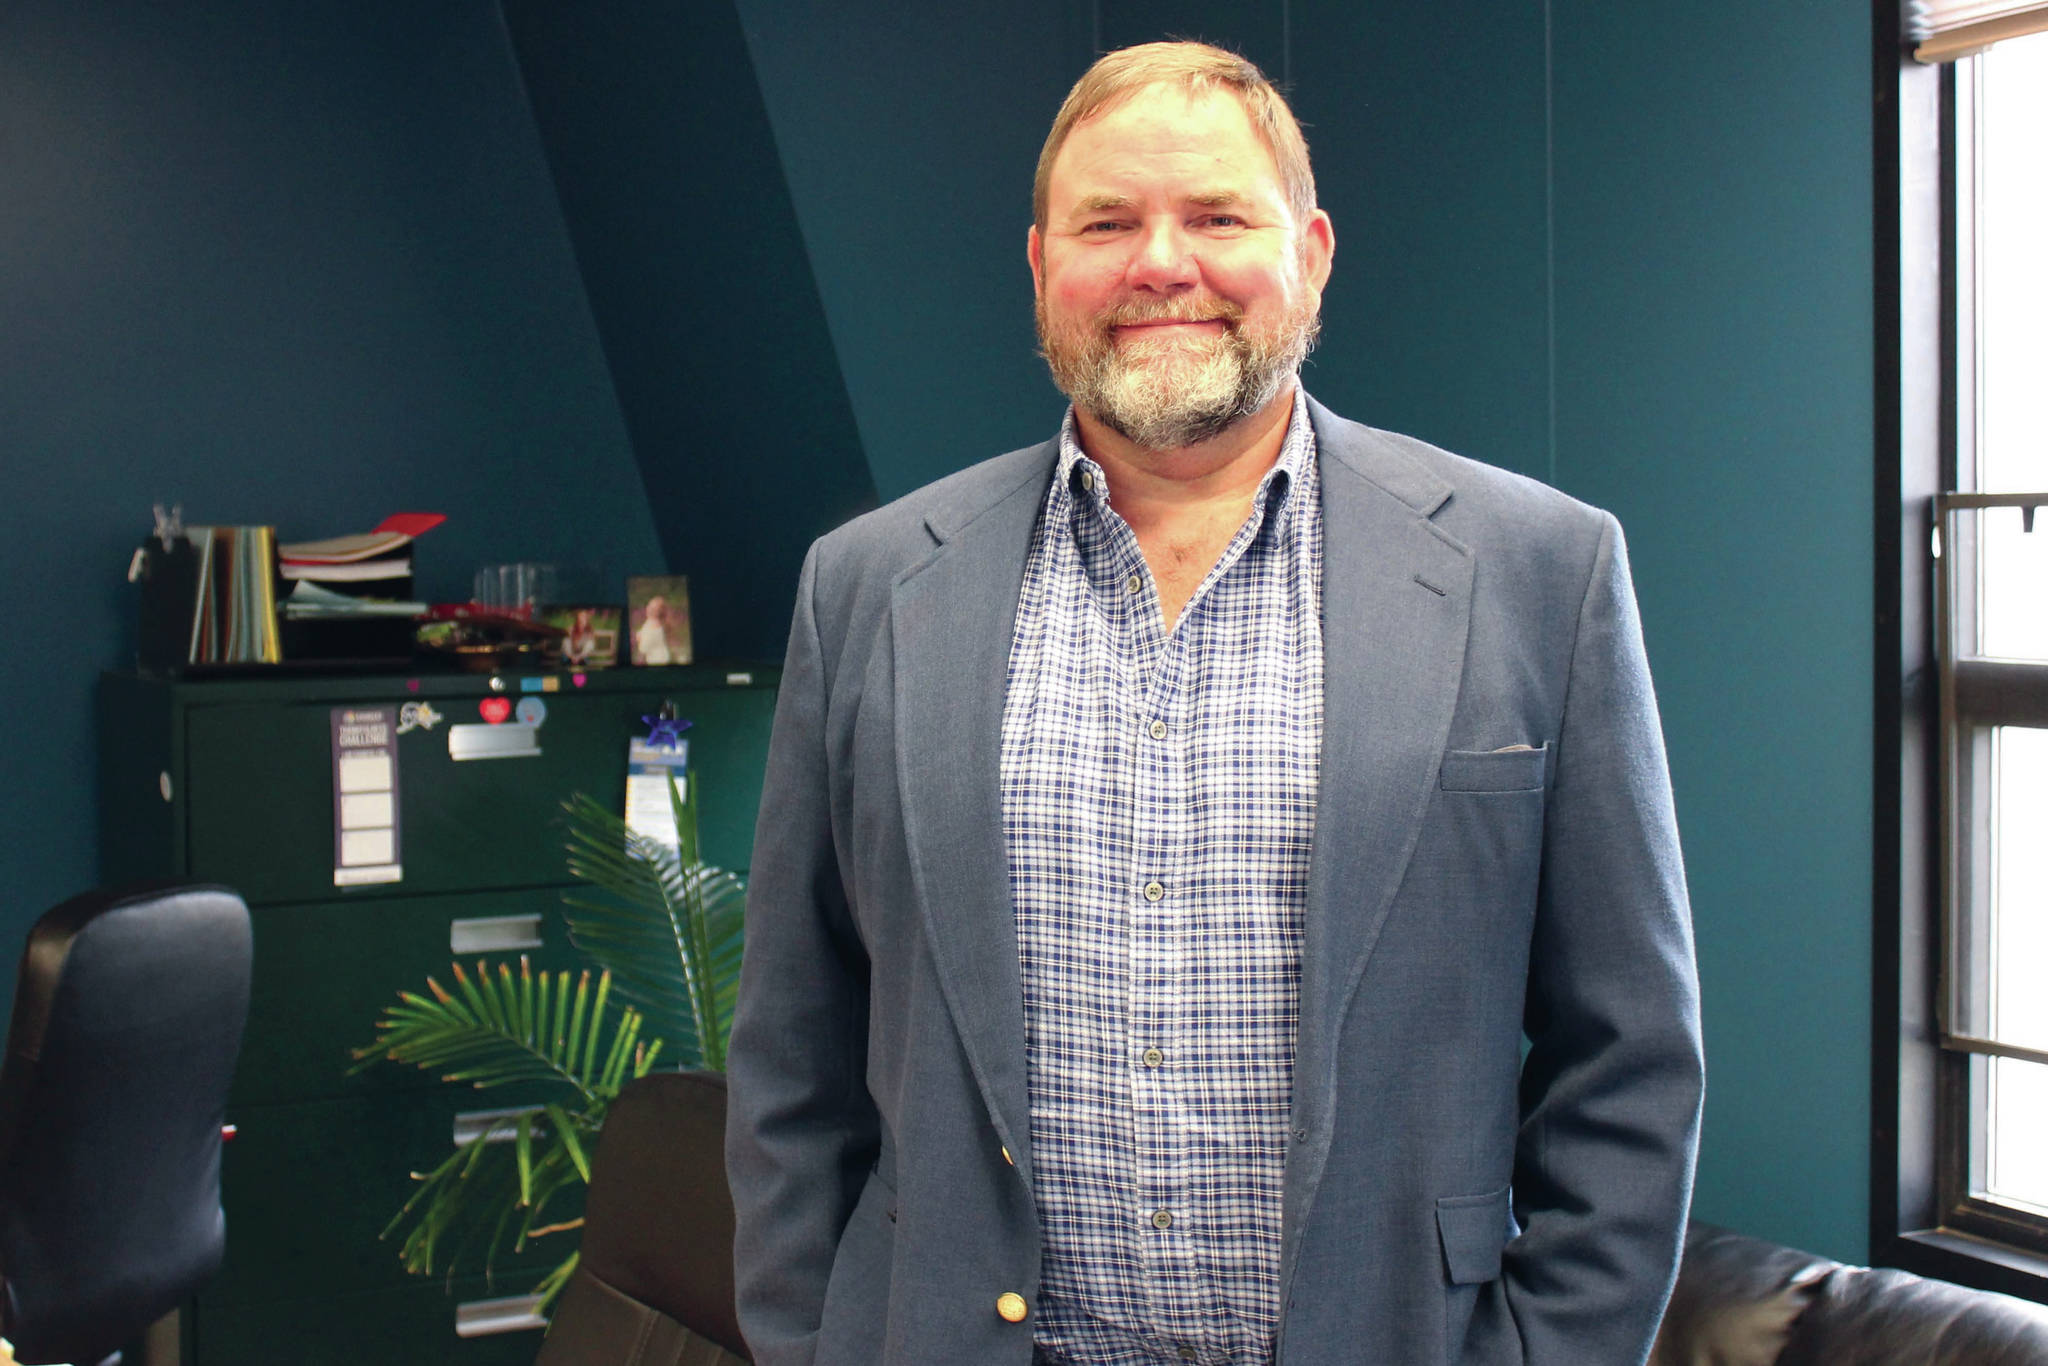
352, 959, 657, 1104
559, 773, 745, 1070
356, 764, 746, 1310
531, 1249, 580, 1310
381, 1098, 604, 1297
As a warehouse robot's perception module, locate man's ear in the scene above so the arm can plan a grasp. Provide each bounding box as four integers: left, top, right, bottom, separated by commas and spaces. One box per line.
1301, 209, 1335, 293
1027, 224, 1045, 297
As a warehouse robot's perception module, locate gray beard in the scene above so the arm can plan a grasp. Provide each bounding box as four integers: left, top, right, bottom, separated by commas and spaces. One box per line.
1037, 298, 1319, 452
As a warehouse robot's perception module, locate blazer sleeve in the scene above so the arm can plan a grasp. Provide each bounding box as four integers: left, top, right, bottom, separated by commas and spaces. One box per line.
724, 542, 879, 1366
1495, 513, 1705, 1364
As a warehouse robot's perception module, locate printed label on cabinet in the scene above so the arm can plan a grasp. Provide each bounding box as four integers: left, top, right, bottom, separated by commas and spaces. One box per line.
331, 706, 403, 886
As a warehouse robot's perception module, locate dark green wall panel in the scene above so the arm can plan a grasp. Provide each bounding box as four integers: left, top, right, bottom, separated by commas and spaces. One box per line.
500, 0, 878, 661
732, 0, 1090, 498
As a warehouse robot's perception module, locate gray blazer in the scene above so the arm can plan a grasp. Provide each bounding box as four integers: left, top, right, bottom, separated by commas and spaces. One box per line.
726, 398, 1704, 1366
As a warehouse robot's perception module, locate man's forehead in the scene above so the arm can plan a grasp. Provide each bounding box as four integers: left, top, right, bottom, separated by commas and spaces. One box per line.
1082, 78, 1241, 122
1062, 82, 1253, 148
1048, 86, 1281, 199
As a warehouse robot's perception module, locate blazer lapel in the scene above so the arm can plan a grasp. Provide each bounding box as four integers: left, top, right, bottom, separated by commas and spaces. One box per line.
890, 446, 1055, 1182
1284, 403, 1475, 1271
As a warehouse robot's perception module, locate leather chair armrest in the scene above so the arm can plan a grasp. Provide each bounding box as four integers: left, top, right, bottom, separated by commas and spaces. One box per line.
1651, 1222, 1836, 1366
1778, 1262, 2048, 1366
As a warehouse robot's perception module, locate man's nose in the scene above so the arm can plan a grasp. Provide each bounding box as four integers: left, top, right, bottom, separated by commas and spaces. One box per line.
1125, 220, 1198, 290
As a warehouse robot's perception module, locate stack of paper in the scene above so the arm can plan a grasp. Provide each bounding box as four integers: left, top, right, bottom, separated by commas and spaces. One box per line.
279, 513, 445, 587
282, 580, 429, 620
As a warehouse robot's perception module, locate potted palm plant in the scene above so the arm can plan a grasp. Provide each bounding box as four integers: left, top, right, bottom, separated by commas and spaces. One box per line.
353, 772, 744, 1306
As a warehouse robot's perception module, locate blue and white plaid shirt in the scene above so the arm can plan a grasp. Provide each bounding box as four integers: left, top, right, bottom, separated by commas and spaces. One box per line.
1001, 391, 1324, 1365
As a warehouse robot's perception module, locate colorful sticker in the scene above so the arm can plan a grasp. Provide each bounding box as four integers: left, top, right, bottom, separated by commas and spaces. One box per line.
397, 700, 443, 734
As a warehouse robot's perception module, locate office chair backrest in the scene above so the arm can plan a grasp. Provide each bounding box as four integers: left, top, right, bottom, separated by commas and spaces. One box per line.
0, 881, 252, 1366
537, 1070, 747, 1365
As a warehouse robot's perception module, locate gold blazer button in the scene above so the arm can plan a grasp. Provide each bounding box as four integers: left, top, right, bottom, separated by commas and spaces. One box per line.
996, 1292, 1028, 1323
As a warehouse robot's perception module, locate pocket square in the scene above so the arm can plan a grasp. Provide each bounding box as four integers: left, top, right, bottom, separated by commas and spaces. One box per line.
1440, 744, 1549, 792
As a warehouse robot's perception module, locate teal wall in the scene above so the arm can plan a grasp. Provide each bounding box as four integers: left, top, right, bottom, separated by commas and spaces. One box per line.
1549, 3, 1875, 1261
1291, 0, 1554, 479
0, 0, 1876, 1264
0, 1, 660, 949
731, 0, 1878, 1262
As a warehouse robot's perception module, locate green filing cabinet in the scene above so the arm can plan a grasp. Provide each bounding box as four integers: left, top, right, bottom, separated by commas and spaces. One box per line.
97, 664, 779, 1365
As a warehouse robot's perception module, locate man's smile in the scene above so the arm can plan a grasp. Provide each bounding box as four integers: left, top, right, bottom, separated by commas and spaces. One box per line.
1108, 317, 1232, 344
1112, 318, 1227, 333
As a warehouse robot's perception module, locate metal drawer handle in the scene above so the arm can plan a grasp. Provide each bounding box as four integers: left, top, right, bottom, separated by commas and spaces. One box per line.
455, 1293, 547, 1338
448, 721, 542, 761
452, 1105, 546, 1148
449, 914, 543, 954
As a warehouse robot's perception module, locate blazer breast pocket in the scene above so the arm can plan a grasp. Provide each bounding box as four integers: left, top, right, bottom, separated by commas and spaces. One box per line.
1438, 743, 1549, 793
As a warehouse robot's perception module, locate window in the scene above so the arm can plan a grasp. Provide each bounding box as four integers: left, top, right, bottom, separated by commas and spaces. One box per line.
1883, 18, 2048, 1294
1934, 27, 2048, 1246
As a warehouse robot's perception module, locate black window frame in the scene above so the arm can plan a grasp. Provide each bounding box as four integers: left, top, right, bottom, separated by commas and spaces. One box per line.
1875, 0, 2048, 1300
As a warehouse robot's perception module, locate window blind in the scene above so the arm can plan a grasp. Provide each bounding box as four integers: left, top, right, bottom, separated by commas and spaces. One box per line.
1910, 0, 2048, 61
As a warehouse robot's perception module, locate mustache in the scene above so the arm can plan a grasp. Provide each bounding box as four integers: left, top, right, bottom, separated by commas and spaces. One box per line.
1096, 297, 1247, 330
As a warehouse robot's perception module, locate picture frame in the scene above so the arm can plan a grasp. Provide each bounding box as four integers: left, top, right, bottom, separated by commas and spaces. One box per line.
541, 605, 622, 669
625, 576, 693, 667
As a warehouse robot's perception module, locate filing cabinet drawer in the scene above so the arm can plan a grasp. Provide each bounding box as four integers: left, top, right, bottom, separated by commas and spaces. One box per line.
664, 682, 776, 873
234, 887, 586, 1106
196, 1274, 550, 1366
213, 1091, 584, 1307
184, 683, 769, 904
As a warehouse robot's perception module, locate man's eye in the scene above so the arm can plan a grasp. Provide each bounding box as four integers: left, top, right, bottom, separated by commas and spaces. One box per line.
1200, 214, 1244, 229
1080, 220, 1126, 233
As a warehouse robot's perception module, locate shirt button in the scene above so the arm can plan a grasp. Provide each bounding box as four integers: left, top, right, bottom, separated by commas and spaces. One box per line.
1142, 1047, 1164, 1067
1143, 880, 1165, 902
1147, 718, 1168, 740
1079, 470, 1095, 491
1125, 573, 1142, 594
1179, 1348, 1198, 1362
1151, 1209, 1174, 1229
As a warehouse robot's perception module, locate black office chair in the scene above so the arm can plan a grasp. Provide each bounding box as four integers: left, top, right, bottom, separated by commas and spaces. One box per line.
536, 1070, 748, 1365
0, 881, 251, 1366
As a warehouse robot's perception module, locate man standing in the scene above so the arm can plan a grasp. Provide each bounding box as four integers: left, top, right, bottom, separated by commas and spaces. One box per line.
727, 41, 1703, 1366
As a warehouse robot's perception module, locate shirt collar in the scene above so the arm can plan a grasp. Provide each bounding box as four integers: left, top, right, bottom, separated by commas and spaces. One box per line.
1051, 388, 1317, 529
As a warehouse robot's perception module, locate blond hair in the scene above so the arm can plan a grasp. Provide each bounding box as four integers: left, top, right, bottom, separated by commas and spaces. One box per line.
1032, 41, 1316, 231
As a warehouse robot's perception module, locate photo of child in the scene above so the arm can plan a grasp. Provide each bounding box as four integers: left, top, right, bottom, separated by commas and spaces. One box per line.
625, 576, 692, 667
